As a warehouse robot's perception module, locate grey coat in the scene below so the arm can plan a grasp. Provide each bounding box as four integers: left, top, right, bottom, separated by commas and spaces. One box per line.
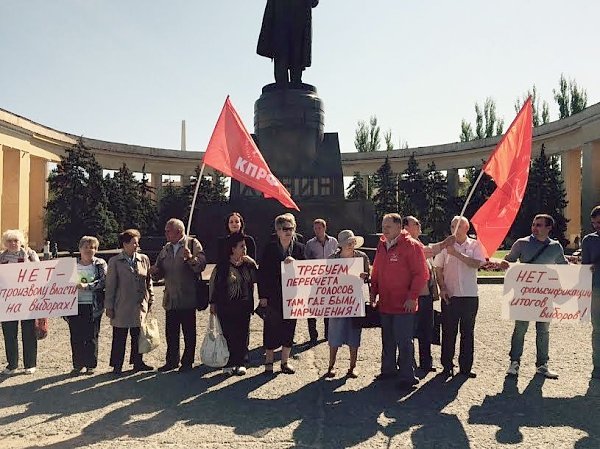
105, 252, 154, 328
153, 237, 206, 310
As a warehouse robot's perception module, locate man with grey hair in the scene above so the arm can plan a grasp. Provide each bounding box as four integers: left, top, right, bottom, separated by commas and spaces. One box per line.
433, 216, 486, 379
370, 213, 428, 390
150, 218, 206, 373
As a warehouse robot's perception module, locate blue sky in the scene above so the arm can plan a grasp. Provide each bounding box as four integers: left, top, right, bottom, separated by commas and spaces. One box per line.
2, 0, 598, 154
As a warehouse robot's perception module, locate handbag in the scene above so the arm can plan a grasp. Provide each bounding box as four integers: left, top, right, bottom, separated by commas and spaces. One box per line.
428, 261, 441, 302
35, 318, 48, 340
432, 310, 442, 346
200, 314, 229, 368
352, 302, 381, 329
138, 313, 160, 354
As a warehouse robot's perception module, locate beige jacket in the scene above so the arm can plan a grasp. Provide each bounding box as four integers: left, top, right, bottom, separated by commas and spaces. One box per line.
105, 251, 154, 328
153, 237, 206, 310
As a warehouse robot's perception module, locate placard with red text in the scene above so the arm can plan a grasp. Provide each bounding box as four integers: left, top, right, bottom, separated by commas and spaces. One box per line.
502, 264, 593, 323
0, 258, 79, 322
281, 258, 368, 319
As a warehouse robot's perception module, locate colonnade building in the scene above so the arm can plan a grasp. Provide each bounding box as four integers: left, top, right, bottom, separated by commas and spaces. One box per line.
1, 104, 599, 250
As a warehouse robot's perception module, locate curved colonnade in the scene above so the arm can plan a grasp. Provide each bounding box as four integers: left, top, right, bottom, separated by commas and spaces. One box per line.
1, 103, 599, 250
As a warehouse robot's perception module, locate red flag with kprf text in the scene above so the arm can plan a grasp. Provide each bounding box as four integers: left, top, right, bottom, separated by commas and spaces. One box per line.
202, 97, 299, 210
471, 97, 533, 258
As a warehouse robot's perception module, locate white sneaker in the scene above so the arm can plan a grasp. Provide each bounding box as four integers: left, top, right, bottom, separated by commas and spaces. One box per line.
536, 364, 558, 379
506, 361, 519, 376
235, 366, 247, 376
1, 368, 18, 375
24, 367, 36, 375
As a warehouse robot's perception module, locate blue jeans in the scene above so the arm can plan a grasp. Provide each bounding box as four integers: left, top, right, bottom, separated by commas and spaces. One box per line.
509, 320, 550, 366
380, 313, 416, 382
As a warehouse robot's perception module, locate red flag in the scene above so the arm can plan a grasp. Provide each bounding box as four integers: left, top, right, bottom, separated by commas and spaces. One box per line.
202, 97, 299, 210
471, 98, 533, 258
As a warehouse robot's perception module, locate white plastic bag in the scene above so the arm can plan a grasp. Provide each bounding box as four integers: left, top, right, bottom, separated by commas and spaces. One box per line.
200, 314, 229, 368
139, 315, 160, 354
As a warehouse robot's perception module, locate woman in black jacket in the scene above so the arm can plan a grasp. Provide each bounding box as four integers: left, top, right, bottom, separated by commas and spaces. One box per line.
209, 232, 257, 376
258, 213, 305, 375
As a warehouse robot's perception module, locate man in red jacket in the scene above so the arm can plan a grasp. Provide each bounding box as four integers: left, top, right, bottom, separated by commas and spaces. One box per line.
371, 213, 429, 389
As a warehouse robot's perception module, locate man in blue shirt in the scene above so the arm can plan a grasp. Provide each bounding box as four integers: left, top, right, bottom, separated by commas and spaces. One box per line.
500, 214, 568, 379
582, 205, 600, 379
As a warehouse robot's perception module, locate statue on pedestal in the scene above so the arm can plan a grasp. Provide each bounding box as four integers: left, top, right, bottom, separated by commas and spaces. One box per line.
257, 0, 319, 88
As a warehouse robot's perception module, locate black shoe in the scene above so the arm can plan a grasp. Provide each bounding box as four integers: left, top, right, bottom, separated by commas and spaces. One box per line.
441, 367, 454, 378
374, 372, 396, 381
112, 367, 123, 375
459, 371, 477, 378
158, 364, 178, 372
133, 363, 154, 372
178, 364, 192, 373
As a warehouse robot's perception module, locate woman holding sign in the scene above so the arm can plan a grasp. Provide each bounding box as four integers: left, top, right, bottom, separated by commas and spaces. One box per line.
0, 230, 40, 375
105, 229, 154, 374
258, 213, 305, 375
325, 230, 370, 378
67, 236, 107, 375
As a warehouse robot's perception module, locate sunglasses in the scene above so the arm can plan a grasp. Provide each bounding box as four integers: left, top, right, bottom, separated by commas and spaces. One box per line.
280, 227, 294, 232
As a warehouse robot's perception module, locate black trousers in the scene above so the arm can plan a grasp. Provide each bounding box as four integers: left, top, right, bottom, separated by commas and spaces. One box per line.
110, 327, 142, 369
415, 295, 434, 369
441, 296, 479, 373
67, 304, 101, 369
1, 319, 37, 370
165, 308, 196, 367
307, 318, 329, 340
219, 310, 251, 367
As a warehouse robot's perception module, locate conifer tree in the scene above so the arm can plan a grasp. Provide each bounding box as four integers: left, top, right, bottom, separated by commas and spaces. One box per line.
372, 157, 397, 223
397, 154, 427, 218
346, 171, 368, 200
45, 138, 118, 251
423, 162, 449, 241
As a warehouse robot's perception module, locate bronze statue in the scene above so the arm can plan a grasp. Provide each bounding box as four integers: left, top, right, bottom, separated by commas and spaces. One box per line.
257, 0, 318, 87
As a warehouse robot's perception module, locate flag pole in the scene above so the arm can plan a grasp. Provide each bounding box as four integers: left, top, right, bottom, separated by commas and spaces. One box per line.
186, 162, 207, 239
459, 169, 485, 218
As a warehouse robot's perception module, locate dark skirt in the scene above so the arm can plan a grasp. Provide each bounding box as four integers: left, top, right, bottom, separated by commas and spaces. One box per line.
262, 304, 296, 350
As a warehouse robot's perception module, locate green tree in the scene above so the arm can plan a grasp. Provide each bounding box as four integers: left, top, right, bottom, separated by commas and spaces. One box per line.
156, 182, 191, 232
372, 157, 398, 223
384, 130, 394, 151
346, 171, 368, 200
105, 163, 156, 235
397, 154, 427, 218
354, 116, 381, 152
45, 138, 119, 251
515, 85, 550, 126
460, 97, 504, 141
553, 74, 588, 119
422, 162, 449, 241
510, 145, 569, 246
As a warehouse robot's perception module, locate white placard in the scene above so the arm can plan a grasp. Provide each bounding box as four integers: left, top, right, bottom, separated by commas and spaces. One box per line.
502, 264, 593, 323
0, 258, 79, 321
281, 258, 368, 319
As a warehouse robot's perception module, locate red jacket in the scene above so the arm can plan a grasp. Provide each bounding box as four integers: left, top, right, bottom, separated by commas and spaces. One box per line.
371, 230, 429, 315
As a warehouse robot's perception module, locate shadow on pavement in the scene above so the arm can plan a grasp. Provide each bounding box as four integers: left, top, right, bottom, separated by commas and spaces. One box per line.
469, 376, 600, 448
0, 366, 477, 449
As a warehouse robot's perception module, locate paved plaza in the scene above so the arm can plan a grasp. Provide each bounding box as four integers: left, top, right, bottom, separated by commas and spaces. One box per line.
0, 284, 598, 449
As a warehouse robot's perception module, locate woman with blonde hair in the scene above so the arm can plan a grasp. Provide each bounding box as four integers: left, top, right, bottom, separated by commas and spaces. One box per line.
66, 236, 107, 375
0, 230, 40, 375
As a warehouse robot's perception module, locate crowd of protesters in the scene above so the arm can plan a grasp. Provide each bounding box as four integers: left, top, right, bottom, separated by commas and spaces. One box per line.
1, 206, 598, 387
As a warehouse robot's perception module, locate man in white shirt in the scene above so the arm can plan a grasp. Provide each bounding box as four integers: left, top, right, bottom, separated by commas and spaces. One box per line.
434, 216, 486, 378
